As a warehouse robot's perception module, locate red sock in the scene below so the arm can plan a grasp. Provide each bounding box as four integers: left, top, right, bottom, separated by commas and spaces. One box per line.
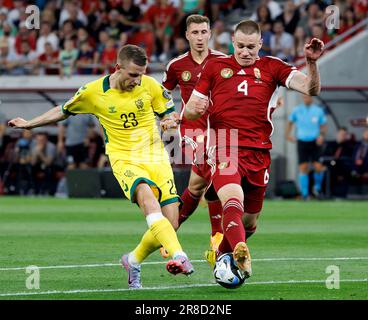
178, 188, 201, 226
207, 200, 223, 236
218, 235, 232, 255
246, 226, 257, 240
222, 198, 245, 250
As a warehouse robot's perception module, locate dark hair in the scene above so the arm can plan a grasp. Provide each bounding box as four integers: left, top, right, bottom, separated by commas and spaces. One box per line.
117, 44, 147, 67
186, 14, 210, 30
235, 20, 261, 35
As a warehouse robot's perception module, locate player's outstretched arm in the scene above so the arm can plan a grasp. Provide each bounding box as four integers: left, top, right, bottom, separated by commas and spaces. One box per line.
8, 106, 68, 130
184, 94, 209, 120
289, 38, 324, 96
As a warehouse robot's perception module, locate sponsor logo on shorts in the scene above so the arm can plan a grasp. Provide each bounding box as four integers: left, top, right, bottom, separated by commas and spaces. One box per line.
221, 68, 233, 78
181, 71, 191, 82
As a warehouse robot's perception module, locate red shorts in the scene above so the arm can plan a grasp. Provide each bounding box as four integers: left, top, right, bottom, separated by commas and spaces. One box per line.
180, 134, 207, 166
211, 148, 271, 214
192, 160, 212, 182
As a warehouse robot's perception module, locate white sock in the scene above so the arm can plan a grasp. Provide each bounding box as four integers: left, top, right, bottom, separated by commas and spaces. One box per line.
173, 251, 187, 259
146, 212, 164, 228
128, 252, 140, 267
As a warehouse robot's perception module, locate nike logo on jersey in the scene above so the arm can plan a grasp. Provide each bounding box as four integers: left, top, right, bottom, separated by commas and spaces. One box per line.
211, 214, 222, 220
237, 70, 246, 75
226, 221, 239, 231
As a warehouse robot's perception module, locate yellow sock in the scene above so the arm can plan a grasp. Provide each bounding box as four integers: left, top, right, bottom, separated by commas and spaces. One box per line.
131, 229, 161, 264
149, 217, 183, 258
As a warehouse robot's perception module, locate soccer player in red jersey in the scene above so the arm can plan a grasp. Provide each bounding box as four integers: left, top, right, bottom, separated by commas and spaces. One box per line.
185, 20, 324, 278
162, 15, 226, 266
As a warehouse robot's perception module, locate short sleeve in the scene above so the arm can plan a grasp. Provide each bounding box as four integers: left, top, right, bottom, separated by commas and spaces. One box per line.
268, 57, 298, 89
61, 85, 94, 116
319, 107, 327, 125
192, 60, 213, 99
162, 62, 178, 91
148, 77, 175, 118
288, 108, 297, 122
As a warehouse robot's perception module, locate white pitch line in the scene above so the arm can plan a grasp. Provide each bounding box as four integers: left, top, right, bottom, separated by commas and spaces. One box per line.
0, 279, 367, 297
1, 257, 368, 272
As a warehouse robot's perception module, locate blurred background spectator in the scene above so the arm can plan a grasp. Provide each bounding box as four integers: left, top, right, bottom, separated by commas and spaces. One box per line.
352, 129, 368, 184
38, 41, 59, 75
321, 127, 355, 198
270, 20, 293, 61
59, 38, 78, 78
30, 132, 57, 195
0, 0, 364, 75
57, 115, 97, 170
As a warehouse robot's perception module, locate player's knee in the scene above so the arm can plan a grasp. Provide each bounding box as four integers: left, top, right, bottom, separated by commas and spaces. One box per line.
188, 184, 205, 197
135, 185, 160, 213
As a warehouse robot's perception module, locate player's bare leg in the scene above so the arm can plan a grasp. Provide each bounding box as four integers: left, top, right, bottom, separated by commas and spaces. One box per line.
121, 183, 193, 288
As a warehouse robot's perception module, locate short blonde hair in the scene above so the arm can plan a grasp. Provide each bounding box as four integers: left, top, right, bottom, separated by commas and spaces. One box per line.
235, 20, 261, 35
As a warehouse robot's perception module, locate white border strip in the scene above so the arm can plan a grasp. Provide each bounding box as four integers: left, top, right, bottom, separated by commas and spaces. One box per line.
1, 257, 367, 271
0, 279, 367, 297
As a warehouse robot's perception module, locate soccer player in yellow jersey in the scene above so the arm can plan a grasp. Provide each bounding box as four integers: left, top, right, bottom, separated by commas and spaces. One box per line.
8, 45, 194, 289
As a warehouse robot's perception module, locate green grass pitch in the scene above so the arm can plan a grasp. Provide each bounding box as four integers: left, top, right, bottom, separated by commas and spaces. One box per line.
0, 197, 367, 300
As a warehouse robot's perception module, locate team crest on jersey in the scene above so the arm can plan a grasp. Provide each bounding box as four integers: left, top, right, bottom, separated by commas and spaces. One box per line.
218, 162, 229, 170
124, 170, 136, 178
135, 99, 144, 110
181, 71, 191, 82
220, 68, 233, 78
108, 106, 117, 113
254, 68, 262, 83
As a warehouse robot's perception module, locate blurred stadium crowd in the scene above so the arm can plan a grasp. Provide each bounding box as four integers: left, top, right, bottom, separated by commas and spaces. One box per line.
0, 0, 367, 76
0, 0, 367, 197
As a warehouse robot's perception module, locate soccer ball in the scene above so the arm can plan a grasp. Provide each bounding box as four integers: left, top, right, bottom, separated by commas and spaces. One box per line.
213, 253, 246, 289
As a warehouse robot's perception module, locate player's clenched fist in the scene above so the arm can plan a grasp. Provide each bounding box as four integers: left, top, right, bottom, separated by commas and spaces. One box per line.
304, 38, 324, 62
195, 97, 209, 115
8, 118, 29, 129
184, 95, 209, 120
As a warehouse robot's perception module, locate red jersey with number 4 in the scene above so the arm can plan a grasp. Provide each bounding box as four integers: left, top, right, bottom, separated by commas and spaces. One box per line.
193, 55, 297, 149
162, 49, 226, 134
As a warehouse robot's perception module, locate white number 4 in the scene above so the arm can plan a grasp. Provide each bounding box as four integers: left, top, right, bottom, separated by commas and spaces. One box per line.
237, 80, 248, 95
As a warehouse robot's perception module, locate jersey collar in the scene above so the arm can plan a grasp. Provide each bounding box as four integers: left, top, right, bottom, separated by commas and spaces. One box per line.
103, 75, 111, 93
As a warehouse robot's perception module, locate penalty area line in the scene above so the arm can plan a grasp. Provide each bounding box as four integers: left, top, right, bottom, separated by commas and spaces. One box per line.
1, 257, 368, 272
0, 279, 367, 297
